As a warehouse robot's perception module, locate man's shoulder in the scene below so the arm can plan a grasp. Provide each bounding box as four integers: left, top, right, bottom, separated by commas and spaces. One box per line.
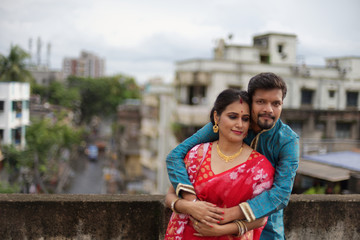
273, 120, 299, 140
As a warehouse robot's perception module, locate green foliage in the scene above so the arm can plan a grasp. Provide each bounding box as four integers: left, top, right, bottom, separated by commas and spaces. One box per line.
30, 81, 81, 110
47, 81, 80, 109
67, 75, 140, 123
11, 116, 84, 192
0, 181, 20, 193
26, 117, 83, 164
0, 45, 33, 82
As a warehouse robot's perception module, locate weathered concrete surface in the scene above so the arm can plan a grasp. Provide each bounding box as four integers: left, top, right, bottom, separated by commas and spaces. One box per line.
0, 194, 359, 240
0, 194, 169, 240
284, 195, 360, 240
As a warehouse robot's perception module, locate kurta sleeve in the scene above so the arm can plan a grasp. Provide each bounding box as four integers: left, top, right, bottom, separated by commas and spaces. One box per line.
245, 137, 299, 219
166, 122, 218, 196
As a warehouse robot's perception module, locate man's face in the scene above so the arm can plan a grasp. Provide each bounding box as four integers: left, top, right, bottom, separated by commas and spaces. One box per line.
251, 88, 283, 132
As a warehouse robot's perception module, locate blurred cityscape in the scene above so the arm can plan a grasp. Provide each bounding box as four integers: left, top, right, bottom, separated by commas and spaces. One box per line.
0, 32, 359, 196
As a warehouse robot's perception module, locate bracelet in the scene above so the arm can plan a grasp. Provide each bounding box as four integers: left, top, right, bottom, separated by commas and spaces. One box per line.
170, 198, 181, 214
234, 220, 247, 237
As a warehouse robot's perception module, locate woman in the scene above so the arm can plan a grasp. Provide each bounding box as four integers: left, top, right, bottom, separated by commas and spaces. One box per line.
164, 89, 275, 239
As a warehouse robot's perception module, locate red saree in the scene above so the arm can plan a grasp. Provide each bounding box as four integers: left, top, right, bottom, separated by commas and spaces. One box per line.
165, 142, 275, 240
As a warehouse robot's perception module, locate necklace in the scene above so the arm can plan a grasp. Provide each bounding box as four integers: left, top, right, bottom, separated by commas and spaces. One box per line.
216, 142, 244, 163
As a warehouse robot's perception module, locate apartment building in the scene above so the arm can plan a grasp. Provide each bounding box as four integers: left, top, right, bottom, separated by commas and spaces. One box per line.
116, 79, 176, 194
0, 82, 30, 149
174, 32, 360, 148
140, 78, 176, 194
62, 51, 105, 79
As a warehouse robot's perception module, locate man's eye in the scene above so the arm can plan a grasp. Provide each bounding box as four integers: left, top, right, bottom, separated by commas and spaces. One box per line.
273, 102, 281, 107
257, 100, 264, 104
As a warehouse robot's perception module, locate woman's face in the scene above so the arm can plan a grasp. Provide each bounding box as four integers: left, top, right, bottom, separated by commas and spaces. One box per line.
214, 100, 250, 143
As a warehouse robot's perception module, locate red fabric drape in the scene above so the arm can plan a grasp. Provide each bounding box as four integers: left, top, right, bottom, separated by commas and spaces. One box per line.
165, 142, 274, 240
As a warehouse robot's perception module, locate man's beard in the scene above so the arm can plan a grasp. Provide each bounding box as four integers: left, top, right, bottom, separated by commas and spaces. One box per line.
257, 114, 276, 130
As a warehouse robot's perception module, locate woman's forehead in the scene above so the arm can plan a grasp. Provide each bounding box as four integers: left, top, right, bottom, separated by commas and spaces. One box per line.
223, 101, 250, 113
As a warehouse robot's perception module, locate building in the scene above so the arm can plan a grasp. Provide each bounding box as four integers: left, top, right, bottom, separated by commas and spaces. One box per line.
116, 99, 143, 193
140, 78, 177, 194
0, 82, 30, 149
115, 79, 177, 194
62, 51, 105, 79
30, 67, 64, 86
174, 32, 360, 147
294, 151, 360, 194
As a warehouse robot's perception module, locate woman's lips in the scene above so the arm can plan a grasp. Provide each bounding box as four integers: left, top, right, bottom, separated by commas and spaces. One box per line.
232, 130, 243, 135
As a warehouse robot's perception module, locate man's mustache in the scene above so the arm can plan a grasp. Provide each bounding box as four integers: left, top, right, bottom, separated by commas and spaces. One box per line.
258, 114, 275, 120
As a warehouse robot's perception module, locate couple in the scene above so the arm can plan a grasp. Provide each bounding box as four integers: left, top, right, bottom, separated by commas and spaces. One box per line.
164, 72, 300, 239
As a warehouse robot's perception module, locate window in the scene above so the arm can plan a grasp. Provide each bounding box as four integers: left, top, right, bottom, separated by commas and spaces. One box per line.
260, 55, 270, 64
0, 101, 4, 111
278, 44, 283, 53
336, 122, 351, 138
228, 85, 242, 91
0, 129, 3, 142
253, 37, 268, 47
12, 101, 22, 118
188, 85, 206, 105
346, 91, 358, 107
11, 128, 22, 145
328, 90, 335, 98
301, 89, 314, 106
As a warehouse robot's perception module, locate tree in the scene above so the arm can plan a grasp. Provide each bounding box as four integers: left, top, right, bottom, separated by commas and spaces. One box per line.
24, 116, 84, 193
0, 45, 33, 82
67, 75, 140, 123
0, 114, 84, 193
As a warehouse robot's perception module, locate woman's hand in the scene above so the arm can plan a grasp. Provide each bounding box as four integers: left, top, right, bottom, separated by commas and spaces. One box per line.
185, 200, 224, 226
217, 206, 241, 224
190, 216, 225, 237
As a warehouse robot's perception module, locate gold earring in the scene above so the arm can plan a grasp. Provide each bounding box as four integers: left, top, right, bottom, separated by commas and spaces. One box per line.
213, 121, 219, 133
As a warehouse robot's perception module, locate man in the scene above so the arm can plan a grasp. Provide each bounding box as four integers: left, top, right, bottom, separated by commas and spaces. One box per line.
166, 72, 299, 239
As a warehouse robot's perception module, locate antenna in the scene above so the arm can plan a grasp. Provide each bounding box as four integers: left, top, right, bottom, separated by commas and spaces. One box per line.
47, 42, 51, 68
28, 38, 32, 65
37, 37, 42, 67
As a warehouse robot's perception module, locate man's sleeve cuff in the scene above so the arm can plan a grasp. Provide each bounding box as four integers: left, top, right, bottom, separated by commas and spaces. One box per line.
239, 202, 256, 222
176, 183, 196, 197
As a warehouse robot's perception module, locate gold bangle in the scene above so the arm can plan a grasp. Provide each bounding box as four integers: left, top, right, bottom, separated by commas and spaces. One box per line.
170, 198, 181, 214
234, 220, 248, 237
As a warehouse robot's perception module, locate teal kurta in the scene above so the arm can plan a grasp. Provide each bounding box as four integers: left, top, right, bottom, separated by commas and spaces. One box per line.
166, 120, 299, 240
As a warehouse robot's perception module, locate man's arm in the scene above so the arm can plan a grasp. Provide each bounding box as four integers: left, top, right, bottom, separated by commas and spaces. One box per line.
241, 137, 300, 220
166, 122, 218, 196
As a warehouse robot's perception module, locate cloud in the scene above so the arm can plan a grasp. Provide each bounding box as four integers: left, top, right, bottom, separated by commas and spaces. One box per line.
1, 0, 359, 83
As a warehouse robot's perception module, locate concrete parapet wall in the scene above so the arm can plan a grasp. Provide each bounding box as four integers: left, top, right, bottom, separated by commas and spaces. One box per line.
0, 194, 359, 240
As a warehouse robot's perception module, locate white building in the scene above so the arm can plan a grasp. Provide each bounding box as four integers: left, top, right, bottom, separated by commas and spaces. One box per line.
174, 32, 360, 146
0, 82, 30, 148
140, 78, 177, 194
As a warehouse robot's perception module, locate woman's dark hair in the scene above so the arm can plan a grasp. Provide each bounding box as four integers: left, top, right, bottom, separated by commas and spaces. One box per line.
210, 89, 250, 124
247, 72, 287, 101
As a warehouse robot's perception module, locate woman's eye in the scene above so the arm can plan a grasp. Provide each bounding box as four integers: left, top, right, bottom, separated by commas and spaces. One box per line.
242, 117, 250, 122
229, 115, 237, 119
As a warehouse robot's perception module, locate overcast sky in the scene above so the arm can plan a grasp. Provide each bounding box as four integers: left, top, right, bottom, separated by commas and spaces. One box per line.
1, 0, 359, 84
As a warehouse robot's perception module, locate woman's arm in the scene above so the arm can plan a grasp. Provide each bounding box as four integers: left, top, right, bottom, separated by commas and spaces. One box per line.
165, 186, 224, 225
192, 216, 267, 237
